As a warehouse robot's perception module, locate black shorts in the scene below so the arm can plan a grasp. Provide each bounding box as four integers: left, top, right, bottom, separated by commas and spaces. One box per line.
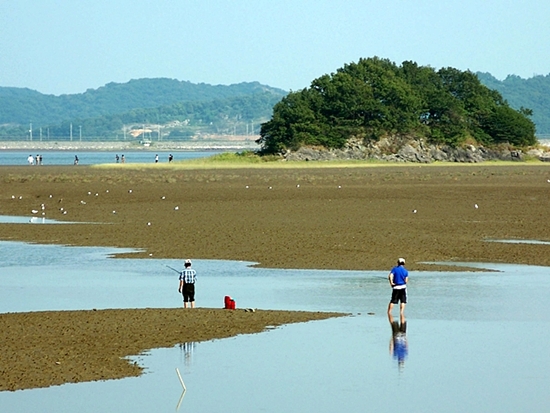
390, 288, 407, 304
182, 283, 195, 302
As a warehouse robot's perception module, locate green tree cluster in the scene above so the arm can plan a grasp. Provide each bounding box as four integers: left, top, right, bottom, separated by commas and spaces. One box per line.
258, 58, 536, 153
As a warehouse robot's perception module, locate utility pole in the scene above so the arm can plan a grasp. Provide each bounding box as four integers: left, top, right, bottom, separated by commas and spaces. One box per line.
79, 125, 82, 141
70, 123, 73, 141
29, 123, 33, 141
39, 127, 42, 141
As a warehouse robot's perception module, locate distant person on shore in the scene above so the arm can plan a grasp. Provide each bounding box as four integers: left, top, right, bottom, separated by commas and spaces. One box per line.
387, 257, 408, 317
155, 154, 159, 163
121, 154, 125, 163
168, 154, 173, 163
36, 154, 40, 166
27, 155, 34, 165
115, 154, 119, 163
178, 259, 197, 308
74, 155, 79, 165
38, 154, 43, 165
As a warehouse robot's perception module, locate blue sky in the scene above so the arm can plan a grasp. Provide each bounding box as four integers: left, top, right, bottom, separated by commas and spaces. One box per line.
1, 0, 549, 95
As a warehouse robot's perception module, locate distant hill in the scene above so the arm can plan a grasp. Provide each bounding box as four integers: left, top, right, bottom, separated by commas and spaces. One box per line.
477, 72, 550, 135
0, 79, 287, 139
0, 79, 287, 125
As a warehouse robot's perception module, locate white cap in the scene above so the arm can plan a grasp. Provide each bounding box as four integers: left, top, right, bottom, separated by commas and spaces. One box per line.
397, 257, 406, 265
185, 259, 192, 265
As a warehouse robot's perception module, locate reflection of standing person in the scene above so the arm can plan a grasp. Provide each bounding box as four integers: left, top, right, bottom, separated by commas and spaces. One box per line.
387, 257, 408, 317
179, 342, 196, 368
168, 154, 173, 163
155, 154, 159, 163
178, 259, 197, 308
74, 155, 79, 165
389, 313, 408, 370
27, 155, 34, 165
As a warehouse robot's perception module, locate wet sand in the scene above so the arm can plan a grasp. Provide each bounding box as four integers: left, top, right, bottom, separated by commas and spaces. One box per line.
1, 163, 549, 270
1, 162, 550, 390
0, 308, 342, 391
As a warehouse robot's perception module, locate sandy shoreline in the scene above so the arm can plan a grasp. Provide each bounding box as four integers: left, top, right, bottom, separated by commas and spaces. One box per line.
0, 308, 344, 391
1, 162, 550, 391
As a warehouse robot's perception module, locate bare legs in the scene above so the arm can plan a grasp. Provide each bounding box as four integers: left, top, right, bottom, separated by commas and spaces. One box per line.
387, 302, 406, 319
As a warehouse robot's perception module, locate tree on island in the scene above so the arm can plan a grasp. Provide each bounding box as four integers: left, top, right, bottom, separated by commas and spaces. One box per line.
257, 57, 536, 154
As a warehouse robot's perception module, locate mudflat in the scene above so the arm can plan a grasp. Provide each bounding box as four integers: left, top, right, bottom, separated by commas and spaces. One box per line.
0, 308, 342, 391
1, 162, 549, 390
1, 163, 549, 270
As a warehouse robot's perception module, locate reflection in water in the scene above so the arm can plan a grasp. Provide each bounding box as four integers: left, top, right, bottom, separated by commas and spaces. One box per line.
176, 342, 195, 411
388, 314, 408, 371
179, 341, 196, 369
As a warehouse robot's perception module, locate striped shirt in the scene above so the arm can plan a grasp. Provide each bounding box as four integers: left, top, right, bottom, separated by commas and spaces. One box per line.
179, 269, 197, 284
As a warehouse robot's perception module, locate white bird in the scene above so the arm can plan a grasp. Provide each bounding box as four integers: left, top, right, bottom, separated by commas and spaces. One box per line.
413, 209, 417, 213
87, 192, 91, 195
95, 193, 99, 196
112, 210, 116, 214
338, 185, 342, 189
296, 184, 300, 188
49, 194, 53, 198
31, 210, 38, 214
106, 190, 109, 193
63, 211, 67, 215
80, 200, 86, 205
174, 206, 179, 210
269, 186, 272, 190
18, 196, 22, 199
60, 208, 64, 211
11, 195, 15, 199
245, 185, 249, 189
161, 196, 166, 200
474, 204, 479, 209
147, 222, 151, 226
128, 189, 133, 193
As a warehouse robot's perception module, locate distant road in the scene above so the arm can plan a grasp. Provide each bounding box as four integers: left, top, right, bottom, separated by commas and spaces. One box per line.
0, 139, 260, 152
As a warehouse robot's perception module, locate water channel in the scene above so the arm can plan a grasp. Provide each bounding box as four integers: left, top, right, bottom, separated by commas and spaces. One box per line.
1, 240, 549, 413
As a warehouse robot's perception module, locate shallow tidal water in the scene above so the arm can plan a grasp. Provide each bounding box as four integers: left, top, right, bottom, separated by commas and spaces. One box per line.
0, 150, 220, 166
1, 241, 549, 413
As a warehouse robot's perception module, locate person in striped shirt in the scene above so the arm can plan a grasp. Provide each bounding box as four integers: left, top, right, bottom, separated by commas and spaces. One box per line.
178, 259, 197, 308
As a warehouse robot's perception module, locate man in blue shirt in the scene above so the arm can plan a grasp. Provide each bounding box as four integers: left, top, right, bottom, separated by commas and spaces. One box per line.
178, 259, 197, 308
387, 257, 408, 317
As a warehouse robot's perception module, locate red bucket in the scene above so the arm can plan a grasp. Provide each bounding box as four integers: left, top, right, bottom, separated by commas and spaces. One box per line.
224, 296, 232, 309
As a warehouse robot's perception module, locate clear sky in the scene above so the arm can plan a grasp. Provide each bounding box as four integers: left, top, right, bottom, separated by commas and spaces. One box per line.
1, 0, 549, 95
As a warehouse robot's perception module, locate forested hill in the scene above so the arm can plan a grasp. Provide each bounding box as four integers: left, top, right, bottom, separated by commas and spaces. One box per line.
258, 58, 536, 154
0, 79, 287, 126
477, 72, 550, 135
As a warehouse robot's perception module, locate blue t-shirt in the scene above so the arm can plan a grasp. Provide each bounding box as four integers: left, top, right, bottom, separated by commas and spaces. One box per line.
390, 265, 408, 286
